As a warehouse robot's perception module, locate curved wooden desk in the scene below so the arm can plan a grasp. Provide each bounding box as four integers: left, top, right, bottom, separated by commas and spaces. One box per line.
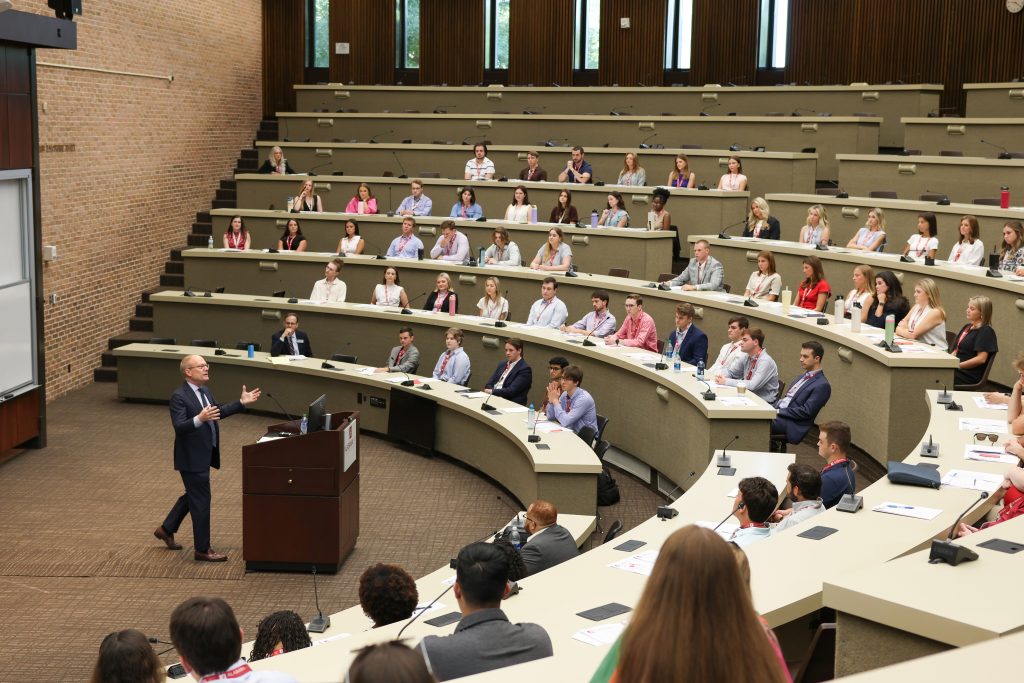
902, 116, 1024, 158
964, 81, 1024, 118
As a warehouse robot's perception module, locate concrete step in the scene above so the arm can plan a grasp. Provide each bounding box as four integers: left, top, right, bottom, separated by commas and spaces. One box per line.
129, 316, 153, 333
160, 273, 185, 287
93, 366, 118, 382
108, 331, 152, 350
134, 302, 153, 318
164, 260, 184, 275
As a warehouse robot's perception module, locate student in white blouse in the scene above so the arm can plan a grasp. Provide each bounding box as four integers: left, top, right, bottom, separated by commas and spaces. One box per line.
504, 185, 532, 223
483, 227, 522, 266
902, 212, 939, 259
843, 264, 874, 317
743, 250, 782, 301
370, 266, 410, 308
477, 276, 510, 321
947, 215, 985, 266
895, 277, 947, 348
798, 204, 831, 247
309, 258, 347, 303
336, 219, 364, 255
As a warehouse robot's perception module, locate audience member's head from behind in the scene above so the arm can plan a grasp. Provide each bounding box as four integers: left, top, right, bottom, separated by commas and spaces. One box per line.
616, 526, 789, 683
454, 542, 511, 614
169, 596, 242, 678
346, 641, 435, 683
524, 499, 557, 536
248, 610, 311, 661
89, 629, 165, 683
492, 537, 529, 582
787, 463, 822, 503
735, 477, 778, 525
358, 563, 419, 628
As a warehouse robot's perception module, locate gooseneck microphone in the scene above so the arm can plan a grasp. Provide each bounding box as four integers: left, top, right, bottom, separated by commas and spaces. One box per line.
392, 150, 408, 178
480, 391, 497, 411
836, 461, 864, 513
713, 502, 743, 532
716, 434, 740, 469
718, 218, 747, 240
307, 161, 333, 176
307, 565, 331, 633
581, 326, 599, 347
368, 129, 394, 144
980, 139, 1013, 160
699, 103, 720, 116
638, 133, 659, 149
493, 290, 510, 328
928, 491, 989, 566
402, 292, 428, 315
697, 378, 716, 401
264, 392, 295, 423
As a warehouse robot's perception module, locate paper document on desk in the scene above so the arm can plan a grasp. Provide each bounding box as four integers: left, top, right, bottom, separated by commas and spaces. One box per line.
312, 632, 351, 646
718, 396, 756, 406
441, 574, 456, 586
353, 303, 379, 309
974, 396, 1009, 410
412, 601, 447, 618
695, 520, 738, 541
573, 622, 627, 647
871, 502, 942, 520
608, 550, 659, 576
268, 355, 305, 365
623, 352, 662, 363
941, 469, 1004, 493
959, 417, 1008, 433
502, 405, 530, 413
357, 367, 377, 375
530, 421, 565, 434
460, 391, 487, 399
964, 445, 1017, 464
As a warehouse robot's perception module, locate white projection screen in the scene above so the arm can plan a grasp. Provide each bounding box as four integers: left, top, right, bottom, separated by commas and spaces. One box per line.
0, 170, 37, 397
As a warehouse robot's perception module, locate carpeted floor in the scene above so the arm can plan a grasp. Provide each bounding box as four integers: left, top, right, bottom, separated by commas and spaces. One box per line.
0, 382, 663, 682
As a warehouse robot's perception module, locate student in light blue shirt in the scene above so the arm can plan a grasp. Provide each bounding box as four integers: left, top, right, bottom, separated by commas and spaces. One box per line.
396, 179, 433, 216
386, 216, 425, 259
432, 327, 472, 386
545, 365, 597, 434
450, 187, 484, 220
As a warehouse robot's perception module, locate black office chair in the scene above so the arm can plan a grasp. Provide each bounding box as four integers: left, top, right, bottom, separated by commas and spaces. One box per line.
955, 351, 997, 392
148, 337, 176, 345
939, 150, 964, 157
868, 190, 898, 199
918, 193, 946, 202
595, 414, 609, 442
331, 353, 358, 363
190, 339, 218, 348
723, 283, 732, 294
577, 425, 597, 449
816, 188, 842, 196
658, 272, 678, 282
608, 267, 630, 278
602, 520, 624, 544
973, 197, 1002, 206
235, 341, 262, 352
594, 439, 611, 461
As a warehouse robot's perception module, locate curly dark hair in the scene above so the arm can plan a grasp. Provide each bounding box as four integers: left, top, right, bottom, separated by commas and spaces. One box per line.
89, 629, 165, 683
358, 563, 419, 628
248, 610, 312, 662
493, 538, 529, 582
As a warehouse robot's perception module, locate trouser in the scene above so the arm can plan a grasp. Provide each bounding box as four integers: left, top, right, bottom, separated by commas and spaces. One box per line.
162, 469, 212, 552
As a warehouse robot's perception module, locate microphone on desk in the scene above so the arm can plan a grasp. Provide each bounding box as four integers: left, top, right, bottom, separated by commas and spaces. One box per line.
522, 105, 545, 115
655, 343, 670, 371
936, 380, 953, 405
398, 371, 417, 387
581, 325, 600, 347
264, 392, 296, 423
306, 565, 331, 633
713, 501, 743, 532
528, 413, 541, 443
391, 150, 409, 178
920, 433, 940, 458
543, 138, 568, 148
699, 103, 720, 116
821, 179, 849, 199
743, 297, 760, 307
307, 161, 333, 176
495, 494, 526, 537
926, 106, 959, 118
480, 391, 497, 411
928, 492, 988, 566
791, 107, 817, 116
402, 292, 427, 315
718, 218, 747, 240
716, 434, 739, 471
980, 139, 1013, 159
368, 129, 394, 144
491, 290, 510, 327
461, 134, 490, 146
433, 104, 456, 114
638, 133, 659, 150
610, 106, 633, 116
656, 470, 697, 520
697, 377, 716, 401
924, 188, 951, 205
836, 461, 864, 513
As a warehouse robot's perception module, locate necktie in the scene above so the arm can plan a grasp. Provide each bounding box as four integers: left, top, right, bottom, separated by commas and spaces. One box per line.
439, 351, 452, 377
290, 334, 299, 355
199, 388, 218, 446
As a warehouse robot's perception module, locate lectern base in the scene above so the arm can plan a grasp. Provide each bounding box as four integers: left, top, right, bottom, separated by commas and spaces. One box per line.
245, 560, 342, 574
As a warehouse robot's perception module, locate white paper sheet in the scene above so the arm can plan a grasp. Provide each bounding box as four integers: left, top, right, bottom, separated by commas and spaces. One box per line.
608, 550, 659, 576
871, 502, 942, 520
958, 417, 1008, 434
941, 469, 1004, 493
974, 396, 1009, 410
718, 396, 756, 406
963, 445, 1017, 464
572, 622, 628, 647
460, 391, 488, 399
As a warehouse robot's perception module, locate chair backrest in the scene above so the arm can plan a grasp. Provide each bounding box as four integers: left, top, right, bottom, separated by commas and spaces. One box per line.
594, 439, 611, 461
680, 144, 703, 149
939, 150, 964, 157
608, 268, 630, 278
235, 341, 262, 351
658, 272, 678, 282
331, 353, 358, 363
901, 148, 923, 155
918, 193, 945, 202
816, 188, 841, 196
149, 337, 176, 345
868, 190, 898, 199
723, 283, 732, 294
972, 197, 1001, 206
420, 171, 441, 178
577, 425, 597, 448
190, 339, 218, 348
775, 380, 787, 403
1007, 152, 1024, 159
603, 520, 624, 543
944, 330, 957, 352
595, 414, 609, 442
956, 351, 998, 391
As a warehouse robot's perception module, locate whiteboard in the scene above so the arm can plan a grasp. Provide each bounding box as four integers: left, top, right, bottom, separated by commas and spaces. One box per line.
0, 171, 35, 397
0, 282, 33, 395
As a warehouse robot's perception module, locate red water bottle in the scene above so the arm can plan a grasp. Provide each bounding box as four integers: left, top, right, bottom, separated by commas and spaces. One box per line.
1001, 186, 1010, 209
449, 293, 456, 316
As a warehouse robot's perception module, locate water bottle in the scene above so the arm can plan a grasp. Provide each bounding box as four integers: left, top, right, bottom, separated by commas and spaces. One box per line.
590, 210, 599, 228
696, 360, 705, 378
300, 413, 308, 435
1001, 186, 1010, 209
510, 524, 521, 550
448, 293, 456, 316
833, 295, 844, 325
207, 235, 214, 249
478, 246, 485, 265
247, 343, 255, 359
780, 286, 791, 315
884, 314, 895, 346
527, 403, 537, 431
530, 205, 538, 224
851, 304, 862, 332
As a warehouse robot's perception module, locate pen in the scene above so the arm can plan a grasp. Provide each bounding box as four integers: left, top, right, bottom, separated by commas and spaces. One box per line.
884, 504, 914, 510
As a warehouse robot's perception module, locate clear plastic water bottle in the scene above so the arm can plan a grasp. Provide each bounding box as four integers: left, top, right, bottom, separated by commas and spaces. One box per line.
590, 210, 599, 228
300, 413, 308, 435
530, 205, 538, 224
478, 247, 485, 264
207, 235, 214, 249
509, 525, 521, 550
527, 403, 536, 431
696, 360, 705, 378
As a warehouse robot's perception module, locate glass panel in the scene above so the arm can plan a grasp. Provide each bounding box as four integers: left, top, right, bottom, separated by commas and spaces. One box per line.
665, 0, 676, 68
772, 0, 788, 68
406, 0, 421, 68
313, 0, 329, 68
676, 0, 693, 69
757, 0, 770, 68
494, 0, 510, 69
584, 0, 600, 70
573, 0, 582, 70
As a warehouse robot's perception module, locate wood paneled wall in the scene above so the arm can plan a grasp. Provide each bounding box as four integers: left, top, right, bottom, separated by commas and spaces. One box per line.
262, 0, 304, 116
0, 45, 33, 169
420, 0, 484, 86
328, 0, 394, 85
689, 0, 759, 87
598, 0, 666, 86
509, 0, 573, 86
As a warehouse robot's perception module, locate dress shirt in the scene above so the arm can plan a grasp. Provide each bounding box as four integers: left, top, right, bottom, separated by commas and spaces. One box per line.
729, 524, 770, 548
465, 156, 496, 180
776, 370, 818, 410
187, 381, 217, 438
668, 256, 725, 291
526, 296, 569, 328
533, 243, 573, 268
373, 283, 405, 307
430, 231, 470, 262
723, 348, 779, 402
396, 193, 433, 216
505, 204, 531, 222
519, 166, 548, 182
906, 234, 938, 257
546, 387, 598, 434
483, 241, 522, 266
713, 341, 747, 377
387, 344, 420, 374
610, 312, 658, 352
771, 499, 825, 534
386, 233, 424, 259
616, 169, 646, 186
449, 202, 484, 219
309, 277, 346, 303
745, 271, 782, 299
432, 347, 471, 386
947, 239, 985, 265
570, 310, 618, 337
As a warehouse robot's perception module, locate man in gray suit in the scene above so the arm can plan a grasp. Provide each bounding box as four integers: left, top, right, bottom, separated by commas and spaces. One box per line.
375, 326, 420, 374
419, 542, 552, 681
520, 500, 579, 576
660, 239, 726, 291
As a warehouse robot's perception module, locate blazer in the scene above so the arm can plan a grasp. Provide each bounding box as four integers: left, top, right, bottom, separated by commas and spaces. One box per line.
170, 383, 244, 472
742, 216, 781, 240
666, 324, 708, 367
484, 360, 533, 406
520, 524, 579, 576
386, 344, 420, 374
668, 256, 725, 291
424, 290, 458, 314
270, 329, 313, 358
773, 371, 831, 443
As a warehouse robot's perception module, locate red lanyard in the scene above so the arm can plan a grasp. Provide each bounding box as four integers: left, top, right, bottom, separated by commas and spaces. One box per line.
444, 232, 457, 255
953, 244, 963, 262
953, 326, 972, 354
822, 458, 848, 473
227, 232, 243, 248
719, 343, 738, 366
285, 235, 296, 250
548, 248, 558, 265
746, 350, 762, 380
439, 351, 452, 375
395, 347, 405, 364
433, 292, 447, 312
908, 306, 927, 332
200, 663, 253, 681
739, 522, 767, 529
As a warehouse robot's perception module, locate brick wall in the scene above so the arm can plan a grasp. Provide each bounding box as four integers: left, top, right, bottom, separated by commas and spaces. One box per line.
21, 1, 263, 400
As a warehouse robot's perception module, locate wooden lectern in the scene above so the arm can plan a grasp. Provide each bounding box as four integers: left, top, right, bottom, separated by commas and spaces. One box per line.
242, 412, 360, 573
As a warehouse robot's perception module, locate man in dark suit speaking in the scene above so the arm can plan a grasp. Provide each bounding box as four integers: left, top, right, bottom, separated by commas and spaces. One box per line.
483, 338, 533, 406
153, 355, 261, 562
520, 500, 578, 576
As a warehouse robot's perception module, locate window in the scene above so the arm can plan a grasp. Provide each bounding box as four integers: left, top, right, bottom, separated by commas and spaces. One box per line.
757, 0, 789, 68
305, 0, 330, 69
396, 0, 421, 69
574, 0, 600, 70
484, 0, 511, 70
664, 0, 694, 70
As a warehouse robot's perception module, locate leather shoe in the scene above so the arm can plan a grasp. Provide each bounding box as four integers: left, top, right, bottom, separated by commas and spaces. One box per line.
154, 526, 182, 550
194, 549, 228, 562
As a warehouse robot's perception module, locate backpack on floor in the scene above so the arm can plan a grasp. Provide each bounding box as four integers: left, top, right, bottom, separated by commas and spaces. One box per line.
597, 467, 620, 506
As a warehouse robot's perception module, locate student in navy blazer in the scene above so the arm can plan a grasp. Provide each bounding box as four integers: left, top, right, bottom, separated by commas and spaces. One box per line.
270, 312, 314, 357
772, 341, 832, 444
155, 354, 260, 562
484, 338, 534, 406
665, 303, 708, 367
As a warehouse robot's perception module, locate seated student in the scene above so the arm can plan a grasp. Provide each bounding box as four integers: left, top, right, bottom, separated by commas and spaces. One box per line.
418, 542, 552, 681
590, 527, 790, 683
290, 178, 324, 213
947, 214, 984, 265
958, 464, 1024, 538
744, 250, 782, 301
666, 303, 708, 367
358, 563, 418, 628
817, 420, 856, 509
862, 270, 910, 328
519, 150, 548, 182
223, 216, 251, 250
843, 264, 874, 317
396, 179, 433, 216
597, 191, 630, 228
309, 257, 347, 303
616, 152, 646, 186
902, 211, 938, 259
561, 289, 617, 338
548, 189, 578, 225
530, 227, 573, 272
337, 218, 364, 255
667, 153, 696, 188
424, 272, 458, 314
605, 294, 658, 352
795, 255, 830, 311
429, 220, 470, 263
257, 146, 295, 174
770, 464, 825, 535
348, 641, 434, 683
464, 143, 496, 181
951, 295, 998, 387
895, 277, 947, 348
169, 596, 297, 683
345, 182, 378, 215
519, 499, 578, 575
484, 338, 533, 405
504, 185, 531, 223
545, 364, 598, 434
742, 197, 780, 239
712, 316, 749, 377
799, 204, 831, 247
450, 187, 484, 220
370, 266, 410, 308
483, 226, 521, 266
772, 340, 831, 446
431, 327, 471, 386
270, 312, 313, 357
386, 217, 425, 259
539, 356, 568, 414
717, 155, 748, 191
998, 220, 1024, 274
248, 611, 311, 661
557, 146, 593, 184
647, 187, 671, 230
477, 276, 509, 321
984, 354, 1024, 433
376, 326, 419, 374
662, 240, 725, 291
846, 207, 887, 252
525, 277, 569, 328
728, 477, 779, 548
714, 328, 780, 402
277, 218, 307, 252
89, 629, 164, 683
